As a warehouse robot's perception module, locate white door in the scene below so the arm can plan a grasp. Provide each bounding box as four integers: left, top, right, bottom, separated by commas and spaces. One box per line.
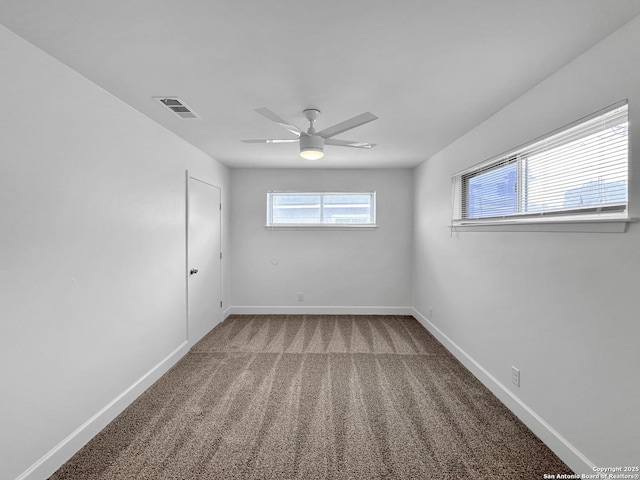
187, 175, 222, 344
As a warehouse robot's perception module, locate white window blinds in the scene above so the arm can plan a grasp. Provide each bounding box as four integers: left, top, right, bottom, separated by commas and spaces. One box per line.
452, 102, 628, 223
267, 192, 376, 226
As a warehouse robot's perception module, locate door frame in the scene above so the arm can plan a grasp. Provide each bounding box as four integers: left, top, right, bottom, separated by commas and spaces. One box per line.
185, 170, 222, 343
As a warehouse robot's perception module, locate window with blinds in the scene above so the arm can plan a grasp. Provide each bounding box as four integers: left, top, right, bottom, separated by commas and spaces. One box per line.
267, 192, 376, 226
452, 101, 628, 224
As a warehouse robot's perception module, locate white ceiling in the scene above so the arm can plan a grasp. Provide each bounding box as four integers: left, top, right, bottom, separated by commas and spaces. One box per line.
1, 0, 639, 169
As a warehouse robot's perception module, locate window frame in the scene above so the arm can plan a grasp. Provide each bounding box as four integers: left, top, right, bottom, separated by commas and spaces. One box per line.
451, 101, 631, 231
266, 191, 377, 228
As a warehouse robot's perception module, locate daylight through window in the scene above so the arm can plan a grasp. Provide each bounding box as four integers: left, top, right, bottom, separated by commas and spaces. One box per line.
452, 102, 628, 224
267, 192, 376, 226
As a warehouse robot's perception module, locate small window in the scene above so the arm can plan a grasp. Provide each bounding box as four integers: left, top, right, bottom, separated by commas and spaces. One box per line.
267, 192, 376, 227
452, 101, 628, 225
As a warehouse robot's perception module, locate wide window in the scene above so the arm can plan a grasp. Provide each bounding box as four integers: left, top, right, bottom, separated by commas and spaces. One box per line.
267, 192, 376, 226
452, 102, 628, 225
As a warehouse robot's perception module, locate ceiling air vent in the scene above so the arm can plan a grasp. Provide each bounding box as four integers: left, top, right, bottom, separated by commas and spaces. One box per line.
153, 97, 200, 119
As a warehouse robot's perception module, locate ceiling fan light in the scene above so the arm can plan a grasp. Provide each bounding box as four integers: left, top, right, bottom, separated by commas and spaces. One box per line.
299, 133, 325, 160
300, 147, 324, 160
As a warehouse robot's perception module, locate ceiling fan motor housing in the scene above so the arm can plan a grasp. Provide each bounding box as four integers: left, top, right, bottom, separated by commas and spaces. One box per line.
299, 133, 324, 160
300, 133, 324, 151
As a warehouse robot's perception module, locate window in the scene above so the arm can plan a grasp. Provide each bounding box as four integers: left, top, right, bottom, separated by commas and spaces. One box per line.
266, 192, 376, 226
452, 102, 629, 225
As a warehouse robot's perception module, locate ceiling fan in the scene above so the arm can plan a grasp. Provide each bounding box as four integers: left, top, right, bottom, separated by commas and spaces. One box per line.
242, 108, 378, 160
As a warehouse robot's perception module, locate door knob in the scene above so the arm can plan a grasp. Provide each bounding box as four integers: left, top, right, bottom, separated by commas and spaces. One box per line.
190, 268, 199, 275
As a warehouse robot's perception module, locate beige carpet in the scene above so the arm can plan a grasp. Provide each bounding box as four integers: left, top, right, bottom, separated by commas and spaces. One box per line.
50, 315, 572, 479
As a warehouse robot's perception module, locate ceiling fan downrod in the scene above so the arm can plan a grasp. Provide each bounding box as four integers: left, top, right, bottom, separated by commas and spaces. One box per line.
303, 108, 320, 135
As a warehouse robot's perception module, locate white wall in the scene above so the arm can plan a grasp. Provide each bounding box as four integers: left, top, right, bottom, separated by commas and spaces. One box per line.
0, 25, 230, 480
412, 16, 640, 472
230, 168, 413, 313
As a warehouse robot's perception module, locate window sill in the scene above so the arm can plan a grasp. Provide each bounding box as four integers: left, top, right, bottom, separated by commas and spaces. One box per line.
264, 224, 377, 230
450, 216, 634, 233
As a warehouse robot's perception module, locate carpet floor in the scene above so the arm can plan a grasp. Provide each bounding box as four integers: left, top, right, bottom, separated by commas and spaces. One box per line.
50, 315, 572, 479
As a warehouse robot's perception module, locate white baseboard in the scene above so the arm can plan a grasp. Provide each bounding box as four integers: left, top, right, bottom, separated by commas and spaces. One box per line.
16, 341, 190, 480
410, 307, 594, 475
226, 305, 414, 316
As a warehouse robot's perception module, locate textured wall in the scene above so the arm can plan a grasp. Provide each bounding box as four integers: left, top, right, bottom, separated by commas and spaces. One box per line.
412, 15, 640, 471
230, 168, 413, 311
0, 25, 229, 479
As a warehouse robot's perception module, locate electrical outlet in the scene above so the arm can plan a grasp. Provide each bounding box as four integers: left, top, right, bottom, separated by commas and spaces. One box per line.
511, 366, 520, 387
297, 293, 304, 302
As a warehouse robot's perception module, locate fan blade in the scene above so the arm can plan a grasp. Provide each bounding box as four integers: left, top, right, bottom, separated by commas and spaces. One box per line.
241, 139, 299, 144
317, 112, 378, 139
325, 139, 376, 149
255, 108, 302, 136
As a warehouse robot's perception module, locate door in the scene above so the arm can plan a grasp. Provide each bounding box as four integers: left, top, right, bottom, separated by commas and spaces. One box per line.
187, 175, 222, 344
